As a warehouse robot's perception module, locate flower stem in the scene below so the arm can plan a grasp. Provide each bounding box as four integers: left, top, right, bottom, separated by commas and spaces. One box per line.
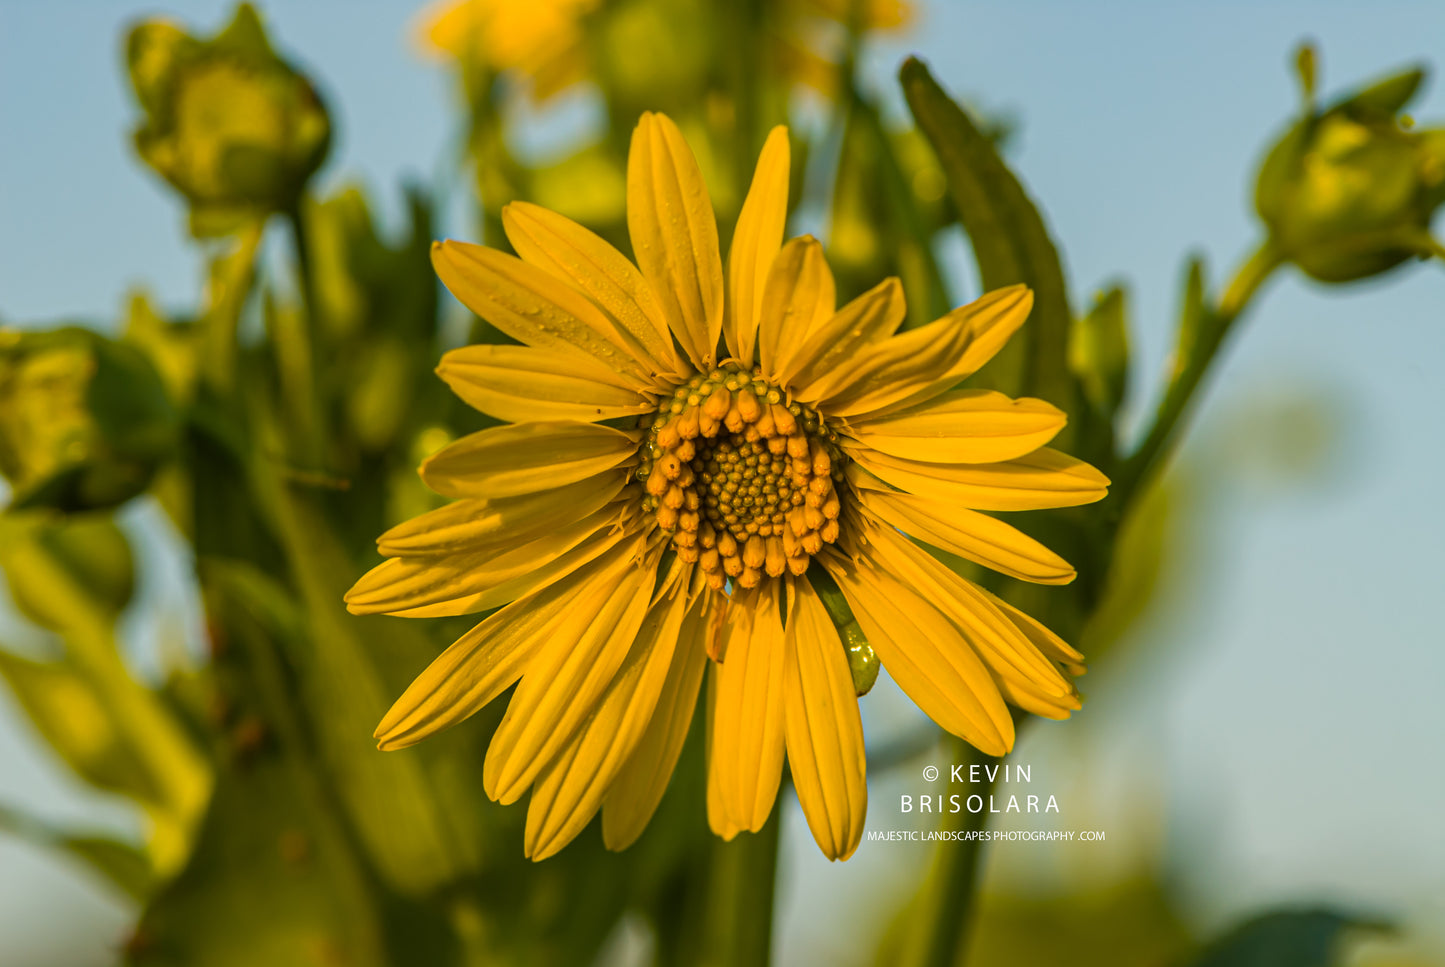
279, 202, 328, 463
906, 738, 994, 967
1115, 241, 1283, 505
700, 813, 780, 967
200, 220, 263, 393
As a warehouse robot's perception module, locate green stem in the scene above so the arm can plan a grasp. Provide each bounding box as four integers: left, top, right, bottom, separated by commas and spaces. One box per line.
280, 202, 327, 462
907, 738, 993, 967
724, 0, 766, 192
1115, 241, 1283, 505
200, 220, 263, 393
700, 814, 781, 967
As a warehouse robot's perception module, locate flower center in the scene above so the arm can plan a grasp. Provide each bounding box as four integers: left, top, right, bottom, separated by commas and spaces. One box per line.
638, 364, 845, 591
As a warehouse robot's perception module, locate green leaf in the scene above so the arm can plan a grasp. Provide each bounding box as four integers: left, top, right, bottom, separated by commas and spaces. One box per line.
1174, 255, 1209, 383
1070, 285, 1130, 419
899, 56, 1074, 409
1184, 908, 1391, 967
126, 749, 396, 967
0, 649, 163, 806
0, 517, 212, 855
238, 478, 488, 897
0, 804, 154, 901
1339, 67, 1425, 121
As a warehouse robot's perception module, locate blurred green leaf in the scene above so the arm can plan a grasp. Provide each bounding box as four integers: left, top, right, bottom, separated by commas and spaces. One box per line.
126, 752, 395, 967
306, 185, 441, 456
830, 104, 950, 326
899, 56, 1074, 408
3, 514, 135, 626
257, 482, 486, 896
1343, 69, 1424, 121
959, 874, 1194, 967
1174, 255, 1210, 382
122, 291, 201, 407
1078, 467, 1182, 665
0, 804, 154, 901
0, 649, 162, 806
0, 514, 211, 872
1071, 284, 1131, 421
1184, 908, 1391, 967
529, 144, 629, 229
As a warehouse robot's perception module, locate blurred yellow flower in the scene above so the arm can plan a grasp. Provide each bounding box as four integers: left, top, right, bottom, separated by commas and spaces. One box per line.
414, 0, 914, 102
347, 112, 1106, 861
780, 0, 915, 98
415, 0, 598, 100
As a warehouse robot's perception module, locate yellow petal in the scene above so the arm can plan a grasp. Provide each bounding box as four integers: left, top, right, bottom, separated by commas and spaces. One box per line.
842, 390, 1065, 464
483, 541, 655, 803
420, 421, 637, 499
821, 549, 1014, 755
757, 236, 835, 383
602, 586, 714, 850
980, 585, 1086, 668
431, 239, 653, 385
627, 112, 724, 369
856, 488, 1076, 585
863, 285, 1034, 418
524, 561, 694, 860
779, 276, 903, 391
376, 474, 629, 557
344, 505, 627, 617
502, 201, 685, 381
862, 520, 1070, 698
994, 676, 1081, 721
726, 126, 791, 368
370, 545, 640, 750
705, 669, 744, 840
850, 447, 1110, 511
708, 581, 787, 833
437, 344, 653, 423
801, 285, 1033, 417
784, 576, 867, 861
794, 307, 976, 415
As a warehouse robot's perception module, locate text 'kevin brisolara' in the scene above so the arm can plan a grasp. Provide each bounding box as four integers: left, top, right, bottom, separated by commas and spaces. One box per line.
901, 794, 1060, 814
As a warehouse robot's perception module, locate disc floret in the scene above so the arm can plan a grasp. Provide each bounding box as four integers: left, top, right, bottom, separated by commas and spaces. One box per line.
638, 364, 846, 590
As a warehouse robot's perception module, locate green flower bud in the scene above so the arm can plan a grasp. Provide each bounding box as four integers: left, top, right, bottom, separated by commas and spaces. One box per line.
0, 328, 179, 512
1255, 46, 1445, 283
126, 4, 331, 237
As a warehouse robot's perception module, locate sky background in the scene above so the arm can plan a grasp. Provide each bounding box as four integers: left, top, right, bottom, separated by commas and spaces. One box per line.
2, 1, 1444, 964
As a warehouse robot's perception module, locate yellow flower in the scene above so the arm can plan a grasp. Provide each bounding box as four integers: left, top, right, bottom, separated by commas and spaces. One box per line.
414, 0, 598, 100
346, 113, 1107, 862
414, 0, 915, 103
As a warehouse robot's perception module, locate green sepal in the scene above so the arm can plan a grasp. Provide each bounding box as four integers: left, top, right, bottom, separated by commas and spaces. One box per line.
1070, 285, 1130, 420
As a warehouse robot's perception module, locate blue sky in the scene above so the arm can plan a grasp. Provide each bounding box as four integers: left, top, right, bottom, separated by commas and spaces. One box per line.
3, 1, 1444, 964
